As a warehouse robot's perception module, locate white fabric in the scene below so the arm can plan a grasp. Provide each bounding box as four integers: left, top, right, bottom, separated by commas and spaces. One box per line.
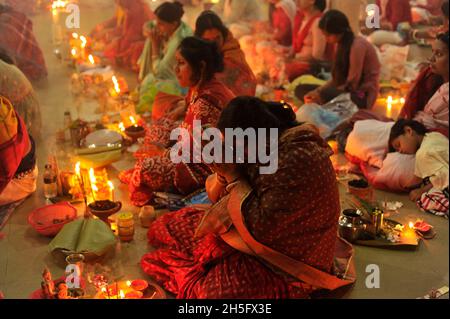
0, 166, 37, 206
371, 152, 417, 191
345, 119, 395, 168
415, 132, 449, 190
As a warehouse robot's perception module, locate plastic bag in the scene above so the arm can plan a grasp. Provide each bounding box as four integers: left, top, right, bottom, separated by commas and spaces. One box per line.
296, 93, 359, 139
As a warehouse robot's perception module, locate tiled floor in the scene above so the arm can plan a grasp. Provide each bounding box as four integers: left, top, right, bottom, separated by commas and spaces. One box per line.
0, 0, 448, 299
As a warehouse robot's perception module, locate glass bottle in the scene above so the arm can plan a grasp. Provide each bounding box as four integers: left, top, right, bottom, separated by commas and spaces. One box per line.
43, 164, 58, 199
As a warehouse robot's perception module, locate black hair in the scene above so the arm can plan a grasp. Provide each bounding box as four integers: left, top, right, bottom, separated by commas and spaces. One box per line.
314, 0, 327, 12
442, 0, 449, 19
217, 96, 298, 134
0, 47, 15, 65
437, 31, 449, 48
178, 36, 224, 83
388, 119, 428, 152
319, 10, 354, 87
155, 1, 184, 23
194, 10, 229, 40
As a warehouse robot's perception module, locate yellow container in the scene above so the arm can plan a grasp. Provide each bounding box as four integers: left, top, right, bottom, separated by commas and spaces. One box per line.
118, 212, 134, 242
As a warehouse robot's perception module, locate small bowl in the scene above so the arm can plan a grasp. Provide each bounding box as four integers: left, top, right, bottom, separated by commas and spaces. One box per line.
88, 200, 122, 224
28, 202, 78, 237
125, 125, 145, 141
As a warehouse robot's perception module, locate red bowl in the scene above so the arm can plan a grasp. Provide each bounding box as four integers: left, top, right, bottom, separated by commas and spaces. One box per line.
28, 202, 78, 237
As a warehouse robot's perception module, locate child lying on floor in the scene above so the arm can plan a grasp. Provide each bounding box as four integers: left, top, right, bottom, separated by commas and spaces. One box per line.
389, 119, 449, 217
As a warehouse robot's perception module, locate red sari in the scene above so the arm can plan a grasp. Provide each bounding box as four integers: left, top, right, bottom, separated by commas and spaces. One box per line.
377, 0, 413, 30
217, 32, 256, 97
399, 66, 444, 120
123, 78, 235, 206
141, 127, 348, 298
0, 6, 47, 81
103, 0, 154, 71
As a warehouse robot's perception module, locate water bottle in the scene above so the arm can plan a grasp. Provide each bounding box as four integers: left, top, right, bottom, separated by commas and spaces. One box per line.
43, 164, 58, 199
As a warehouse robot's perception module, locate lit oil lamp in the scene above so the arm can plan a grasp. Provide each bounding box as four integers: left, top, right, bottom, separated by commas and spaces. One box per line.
125, 116, 145, 141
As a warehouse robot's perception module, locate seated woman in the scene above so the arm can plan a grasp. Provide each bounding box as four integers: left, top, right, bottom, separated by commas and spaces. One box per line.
389, 120, 448, 217
302, 10, 380, 109
268, 0, 297, 47
377, 0, 412, 31
195, 11, 257, 97
122, 37, 235, 207
286, 0, 328, 82
0, 4, 47, 81
137, 1, 193, 114
412, 0, 445, 23
0, 96, 37, 206
0, 50, 42, 139
141, 97, 354, 298
344, 33, 449, 192
212, 0, 263, 39
102, 0, 154, 72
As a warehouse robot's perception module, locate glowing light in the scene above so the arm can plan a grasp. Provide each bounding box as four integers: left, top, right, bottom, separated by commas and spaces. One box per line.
89, 168, 97, 184
400, 97, 405, 104
118, 122, 125, 132
409, 222, 414, 229
52, 0, 67, 10
71, 48, 77, 57
80, 36, 87, 48
112, 76, 121, 94
75, 162, 81, 176
387, 96, 393, 104
129, 116, 136, 126
119, 290, 125, 299
88, 54, 95, 65
126, 281, 132, 287
107, 181, 114, 191
72, 33, 79, 39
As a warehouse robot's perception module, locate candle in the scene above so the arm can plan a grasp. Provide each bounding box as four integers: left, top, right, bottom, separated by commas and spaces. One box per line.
129, 116, 136, 126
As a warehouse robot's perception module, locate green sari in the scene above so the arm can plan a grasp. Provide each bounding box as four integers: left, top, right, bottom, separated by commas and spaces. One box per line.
136, 21, 192, 114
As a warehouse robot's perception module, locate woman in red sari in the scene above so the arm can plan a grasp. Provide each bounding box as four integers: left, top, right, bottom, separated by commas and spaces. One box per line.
195, 11, 256, 97
0, 4, 47, 81
121, 37, 235, 206
286, 0, 328, 82
141, 97, 355, 298
101, 0, 154, 72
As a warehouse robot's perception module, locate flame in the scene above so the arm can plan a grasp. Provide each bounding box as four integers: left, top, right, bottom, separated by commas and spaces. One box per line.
71, 48, 77, 57
52, 0, 67, 10
126, 281, 132, 287
129, 116, 136, 125
387, 96, 393, 104
89, 168, 97, 184
101, 287, 106, 293
80, 36, 87, 48
72, 33, 79, 39
409, 222, 414, 229
88, 55, 95, 65
119, 290, 125, 299
92, 184, 99, 192
112, 76, 121, 93
400, 97, 405, 104
118, 122, 125, 132
107, 181, 114, 191
75, 162, 81, 176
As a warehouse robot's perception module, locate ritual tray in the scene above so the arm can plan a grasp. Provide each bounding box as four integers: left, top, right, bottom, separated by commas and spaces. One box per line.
354, 219, 421, 250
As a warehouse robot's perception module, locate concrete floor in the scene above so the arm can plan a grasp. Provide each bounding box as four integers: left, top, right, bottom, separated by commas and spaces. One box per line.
0, 1, 448, 299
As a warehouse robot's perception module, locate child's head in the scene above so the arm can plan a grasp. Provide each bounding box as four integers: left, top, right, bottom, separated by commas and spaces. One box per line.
389, 119, 428, 154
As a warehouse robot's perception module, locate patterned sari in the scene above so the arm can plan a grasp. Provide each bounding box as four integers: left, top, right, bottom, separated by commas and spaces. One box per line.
0, 5, 47, 81
140, 127, 354, 298
102, 0, 154, 71
216, 32, 256, 97
123, 78, 235, 206
0, 60, 41, 139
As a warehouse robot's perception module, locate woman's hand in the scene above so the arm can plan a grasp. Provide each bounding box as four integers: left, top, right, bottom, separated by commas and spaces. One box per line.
409, 188, 424, 202
210, 163, 242, 184
167, 102, 187, 121
304, 89, 322, 104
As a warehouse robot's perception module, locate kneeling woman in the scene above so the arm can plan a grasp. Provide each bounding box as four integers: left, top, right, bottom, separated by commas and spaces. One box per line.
122, 37, 235, 207
0, 96, 37, 206
141, 97, 354, 298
